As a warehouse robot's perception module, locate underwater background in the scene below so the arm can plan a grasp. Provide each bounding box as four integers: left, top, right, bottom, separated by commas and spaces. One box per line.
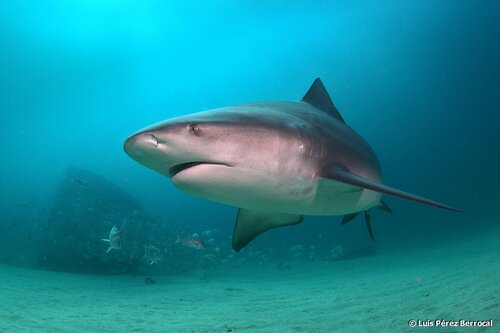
0, 1, 499, 332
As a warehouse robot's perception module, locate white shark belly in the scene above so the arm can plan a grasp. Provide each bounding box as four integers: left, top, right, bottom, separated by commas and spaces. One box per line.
173, 164, 381, 216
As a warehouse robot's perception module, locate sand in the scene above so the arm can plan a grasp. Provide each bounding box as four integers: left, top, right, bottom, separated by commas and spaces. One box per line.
1, 229, 498, 333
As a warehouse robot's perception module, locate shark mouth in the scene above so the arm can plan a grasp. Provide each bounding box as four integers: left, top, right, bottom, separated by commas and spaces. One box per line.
169, 162, 231, 177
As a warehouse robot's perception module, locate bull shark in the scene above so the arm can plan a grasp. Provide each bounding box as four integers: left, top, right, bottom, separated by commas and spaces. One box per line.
124, 78, 459, 252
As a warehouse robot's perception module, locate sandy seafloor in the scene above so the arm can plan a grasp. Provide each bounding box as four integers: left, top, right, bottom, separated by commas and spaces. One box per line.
1, 228, 498, 333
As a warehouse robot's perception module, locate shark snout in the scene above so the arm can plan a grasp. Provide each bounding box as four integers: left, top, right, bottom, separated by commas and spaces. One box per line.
123, 133, 141, 158
124, 132, 158, 159
123, 134, 138, 154
124, 131, 176, 177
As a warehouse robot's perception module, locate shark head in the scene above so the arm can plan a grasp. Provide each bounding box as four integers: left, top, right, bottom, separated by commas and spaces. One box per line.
124, 112, 237, 180
124, 106, 310, 210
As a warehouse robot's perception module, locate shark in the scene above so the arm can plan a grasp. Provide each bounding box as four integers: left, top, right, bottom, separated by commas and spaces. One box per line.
124, 78, 459, 252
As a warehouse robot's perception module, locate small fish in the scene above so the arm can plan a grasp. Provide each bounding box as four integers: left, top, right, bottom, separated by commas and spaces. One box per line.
101, 226, 122, 253
330, 245, 344, 260
202, 229, 215, 236
144, 245, 163, 265
176, 235, 206, 250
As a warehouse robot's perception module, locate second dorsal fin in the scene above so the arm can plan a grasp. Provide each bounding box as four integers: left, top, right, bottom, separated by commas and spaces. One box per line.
301, 78, 345, 123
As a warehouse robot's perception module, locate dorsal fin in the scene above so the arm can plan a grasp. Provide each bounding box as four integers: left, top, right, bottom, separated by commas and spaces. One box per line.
301, 78, 345, 123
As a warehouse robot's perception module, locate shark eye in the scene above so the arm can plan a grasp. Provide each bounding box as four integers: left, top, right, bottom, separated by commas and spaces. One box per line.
188, 123, 200, 136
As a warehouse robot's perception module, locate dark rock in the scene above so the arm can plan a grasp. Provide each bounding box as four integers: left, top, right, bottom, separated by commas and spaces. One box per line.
34, 166, 171, 274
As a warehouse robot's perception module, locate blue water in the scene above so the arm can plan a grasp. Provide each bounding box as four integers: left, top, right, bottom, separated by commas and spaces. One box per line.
1, 1, 499, 331
0, 0, 499, 270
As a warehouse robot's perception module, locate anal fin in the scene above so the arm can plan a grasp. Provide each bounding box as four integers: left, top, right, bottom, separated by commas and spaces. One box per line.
341, 212, 360, 225
376, 200, 393, 214
233, 209, 303, 252
341, 202, 393, 241
364, 211, 375, 242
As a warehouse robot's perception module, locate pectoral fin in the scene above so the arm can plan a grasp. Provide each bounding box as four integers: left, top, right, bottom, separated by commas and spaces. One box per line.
232, 209, 303, 252
324, 167, 461, 212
